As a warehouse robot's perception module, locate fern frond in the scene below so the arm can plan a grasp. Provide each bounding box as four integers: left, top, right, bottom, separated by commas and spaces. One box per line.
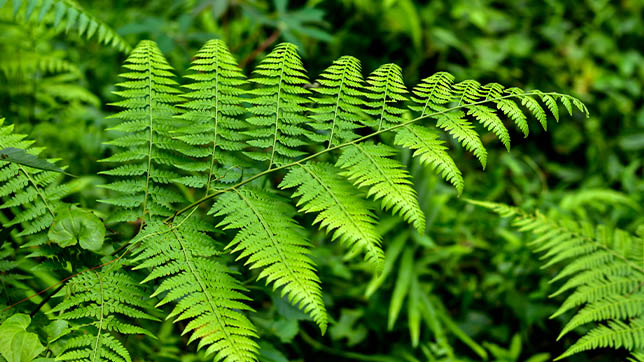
131, 219, 259, 362
409, 71, 455, 115
99, 40, 186, 223
310, 55, 366, 147
175, 39, 248, 191
1, 0, 131, 52
558, 319, 644, 360
245, 43, 313, 169
466, 105, 511, 151
51, 270, 157, 362
279, 162, 384, 267
0, 51, 78, 76
393, 124, 464, 194
209, 187, 328, 333
0, 118, 74, 242
436, 111, 487, 168
474, 201, 644, 360
336, 143, 425, 231
363, 63, 408, 131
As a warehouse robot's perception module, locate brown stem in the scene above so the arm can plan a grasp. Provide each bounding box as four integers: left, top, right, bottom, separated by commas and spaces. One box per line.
239, 29, 282, 69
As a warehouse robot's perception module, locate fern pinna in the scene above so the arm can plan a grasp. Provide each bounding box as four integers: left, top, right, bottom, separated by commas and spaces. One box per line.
473, 201, 644, 361
0, 37, 588, 361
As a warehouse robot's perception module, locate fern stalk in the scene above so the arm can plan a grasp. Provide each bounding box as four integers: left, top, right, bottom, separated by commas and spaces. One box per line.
169, 91, 580, 220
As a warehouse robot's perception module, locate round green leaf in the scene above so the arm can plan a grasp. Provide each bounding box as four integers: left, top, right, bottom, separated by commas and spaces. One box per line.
48, 206, 105, 251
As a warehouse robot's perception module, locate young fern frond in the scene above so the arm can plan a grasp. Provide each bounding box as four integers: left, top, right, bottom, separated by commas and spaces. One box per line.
245, 43, 313, 169
175, 39, 249, 191
279, 162, 384, 267
310, 55, 366, 147
336, 143, 425, 232
473, 201, 644, 360
209, 187, 328, 333
0, 0, 131, 52
0, 118, 74, 243
99, 40, 186, 223
50, 270, 158, 362
131, 219, 259, 362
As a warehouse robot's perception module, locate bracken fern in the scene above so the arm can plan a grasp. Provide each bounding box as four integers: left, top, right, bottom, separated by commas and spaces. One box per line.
0, 38, 589, 361
472, 201, 644, 360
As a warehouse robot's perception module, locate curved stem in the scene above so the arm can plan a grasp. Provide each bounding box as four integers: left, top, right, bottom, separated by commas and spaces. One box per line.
169, 91, 567, 220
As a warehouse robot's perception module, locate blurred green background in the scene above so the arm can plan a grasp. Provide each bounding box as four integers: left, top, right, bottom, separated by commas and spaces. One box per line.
1, 0, 642, 361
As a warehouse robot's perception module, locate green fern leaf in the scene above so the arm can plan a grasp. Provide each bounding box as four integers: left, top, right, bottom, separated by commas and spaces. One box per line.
2, 0, 131, 52
453, 79, 483, 105
99, 40, 186, 223
409, 71, 455, 115
363, 63, 408, 131
131, 219, 259, 362
209, 187, 328, 333
436, 111, 487, 168
174, 39, 248, 191
279, 162, 384, 267
466, 105, 511, 151
245, 43, 313, 169
310, 55, 366, 147
557, 319, 644, 360
336, 143, 425, 231
394, 124, 464, 194
474, 201, 644, 360
51, 270, 158, 362
0, 118, 75, 241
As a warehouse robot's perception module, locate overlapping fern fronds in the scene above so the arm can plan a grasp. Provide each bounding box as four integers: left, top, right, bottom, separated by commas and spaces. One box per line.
209, 187, 328, 333
99, 40, 186, 223
131, 218, 259, 362
473, 201, 644, 360
0, 118, 75, 245
280, 162, 384, 267
50, 269, 158, 362
90, 39, 589, 362
0, 0, 130, 52
244, 42, 314, 169
175, 39, 249, 191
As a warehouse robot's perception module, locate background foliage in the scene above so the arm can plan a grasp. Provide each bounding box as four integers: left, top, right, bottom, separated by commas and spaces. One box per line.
0, 0, 642, 361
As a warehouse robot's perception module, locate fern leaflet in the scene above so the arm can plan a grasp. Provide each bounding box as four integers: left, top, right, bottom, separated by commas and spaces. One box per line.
473, 201, 644, 360
209, 187, 328, 333
131, 218, 259, 362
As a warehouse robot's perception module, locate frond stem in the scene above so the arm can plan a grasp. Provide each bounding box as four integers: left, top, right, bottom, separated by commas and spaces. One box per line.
18, 165, 55, 217
141, 45, 154, 225
268, 50, 287, 170
91, 271, 105, 362
169, 91, 570, 220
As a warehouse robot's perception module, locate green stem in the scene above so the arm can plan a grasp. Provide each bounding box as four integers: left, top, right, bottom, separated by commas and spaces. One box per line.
168, 92, 570, 221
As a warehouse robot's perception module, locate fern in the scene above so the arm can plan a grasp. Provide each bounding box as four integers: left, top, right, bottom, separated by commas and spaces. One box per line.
99, 40, 186, 224
0, 38, 589, 362
245, 42, 313, 169
174, 39, 249, 191
50, 269, 158, 362
279, 162, 384, 267
209, 187, 328, 333
363, 63, 408, 131
0, 0, 130, 52
0, 117, 74, 244
336, 142, 425, 232
310, 55, 366, 147
473, 201, 644, 360
131, 218, 259, 362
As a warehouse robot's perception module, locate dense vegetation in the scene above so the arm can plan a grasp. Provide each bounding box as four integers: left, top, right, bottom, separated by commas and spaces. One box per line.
0, 1, 642, 361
